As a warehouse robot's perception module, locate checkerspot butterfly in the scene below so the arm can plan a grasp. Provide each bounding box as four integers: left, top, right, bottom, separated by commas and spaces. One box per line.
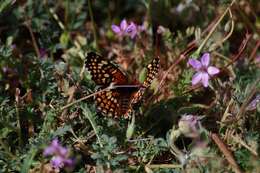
85, 52, 159, 118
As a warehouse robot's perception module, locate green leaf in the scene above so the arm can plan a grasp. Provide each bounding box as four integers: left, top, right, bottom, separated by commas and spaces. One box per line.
20, 148, 37, 173
0, 0, 14, 13
60, 31, 70, 48
139, 68, 147, 83
52, 125, 72, 137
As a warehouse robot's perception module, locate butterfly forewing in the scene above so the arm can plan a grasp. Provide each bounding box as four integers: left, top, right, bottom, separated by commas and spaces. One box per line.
85, 52, 128, 85
129, 57, 160, 106
85, 52, 160, 118
143, 57, 160, 88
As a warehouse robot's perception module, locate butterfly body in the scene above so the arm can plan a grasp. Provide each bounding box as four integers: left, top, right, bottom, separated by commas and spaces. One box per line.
85, 52, 159, 118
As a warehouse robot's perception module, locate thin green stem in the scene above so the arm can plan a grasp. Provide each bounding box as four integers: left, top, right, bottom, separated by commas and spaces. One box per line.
236, 77, 260, 120
15, 95, 22, 147
87, 0, 99, 51
130, 164, 182, 169
0, 139, 16, 159
146, 164, 182, 169
82, 106, 103, 147
195, 0, 236, 56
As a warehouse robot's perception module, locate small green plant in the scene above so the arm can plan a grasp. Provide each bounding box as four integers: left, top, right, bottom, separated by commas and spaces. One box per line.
0, 0, 259, 172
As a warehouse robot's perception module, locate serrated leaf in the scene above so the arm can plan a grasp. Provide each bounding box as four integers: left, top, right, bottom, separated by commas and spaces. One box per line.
52, 125, 72, 137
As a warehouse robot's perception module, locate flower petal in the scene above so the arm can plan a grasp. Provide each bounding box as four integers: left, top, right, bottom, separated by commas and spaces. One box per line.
201, 72, 209, 87
43, 139, 60, 156
207, 66, 220, 76
126, 22, 136, 32
201, 53, 210, 67
64, 158, 74, 167
126, 22, 137, 38
246, 94, 260, 111
51, 156, 64, 169
138, 23, 146, 32
120, 19, 128, 30
130, 32, 137, 38
51, 139, 59, 147
43, 146, 55, 156
58, 146, 68, 157
192, 72, 202, 85
111, 25, 121, 34
188, 59, 202, 70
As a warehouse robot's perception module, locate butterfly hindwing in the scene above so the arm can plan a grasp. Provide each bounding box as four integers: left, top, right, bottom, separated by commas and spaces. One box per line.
95, 87, 139, 118
85, 52, 160, 118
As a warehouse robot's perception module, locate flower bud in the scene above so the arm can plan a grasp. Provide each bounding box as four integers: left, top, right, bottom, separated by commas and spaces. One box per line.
178, 115, 200, 138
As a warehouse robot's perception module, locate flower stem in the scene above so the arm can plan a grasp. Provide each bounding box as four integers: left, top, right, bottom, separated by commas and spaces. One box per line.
81, 105, 103, 148
195, 0, 236, 56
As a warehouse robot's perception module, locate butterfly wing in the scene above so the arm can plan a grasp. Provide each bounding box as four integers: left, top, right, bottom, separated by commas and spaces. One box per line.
85, 52, 137, 118
85, 52, 160, 118
95, 88, 139, 118
129, 57, 160, 106
85, 52, 128, 85
143, 57, 160, 88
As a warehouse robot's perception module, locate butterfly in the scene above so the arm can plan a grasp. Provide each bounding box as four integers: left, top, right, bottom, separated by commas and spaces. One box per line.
85, 52, 160, 118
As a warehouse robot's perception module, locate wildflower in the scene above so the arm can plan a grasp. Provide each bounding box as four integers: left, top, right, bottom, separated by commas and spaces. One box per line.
125, 22, 137, 38
111, 19, 127, 36
246, 94, 260, 111
188, 53, 220, 87
43, 139, 74, 171
178, 115, 201, 138
111, 19, 138, 38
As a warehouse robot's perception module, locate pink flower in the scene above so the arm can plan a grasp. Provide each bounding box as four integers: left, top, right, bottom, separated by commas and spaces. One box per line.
125, 22, 137, 38
50, 156, 64, 169
188, 53, 220, 87
43, 139, 68, 157
111, 19, 138, 39
50, 156, 74, 169
43, 139, 74, 171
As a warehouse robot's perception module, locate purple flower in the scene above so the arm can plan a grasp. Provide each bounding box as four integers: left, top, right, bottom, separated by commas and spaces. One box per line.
50, 156, 74, 169
111, 19, 127, 36
111, 19, 138, 39
125, 22, 137, 38
51, 156, 64, 169
188, 53, 220, 87
246, 94, 260, 111
43, 139, 74, 171
43, 138, 68, 157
